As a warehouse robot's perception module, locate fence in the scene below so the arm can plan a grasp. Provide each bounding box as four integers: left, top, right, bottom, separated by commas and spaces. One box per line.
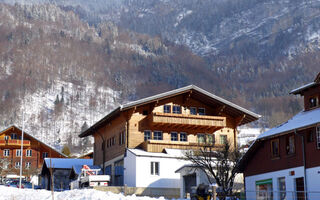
243, 190, 320, 200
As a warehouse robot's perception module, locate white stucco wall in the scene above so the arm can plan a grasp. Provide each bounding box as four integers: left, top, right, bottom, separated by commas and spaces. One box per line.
124, 150, 137, 187
245, 166, 305, 200
124, 150, 189, 188
306, 166, 320, 200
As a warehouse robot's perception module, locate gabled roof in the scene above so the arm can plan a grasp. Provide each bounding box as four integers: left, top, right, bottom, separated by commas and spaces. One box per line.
43, 158, 93, 169
0, 125, 66, 158
257, 107, 320, 140
79, 85, 260, 137
290, 72, 320, 95
238, 107, 320, 172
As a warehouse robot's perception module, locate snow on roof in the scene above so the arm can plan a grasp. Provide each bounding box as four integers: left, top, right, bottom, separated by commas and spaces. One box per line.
44, 158, 93, 169
127, 148, 186, 158
290, 82, 317, 94
258, 107, 320, 140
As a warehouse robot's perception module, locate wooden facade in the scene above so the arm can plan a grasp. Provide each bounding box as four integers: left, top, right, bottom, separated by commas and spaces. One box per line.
80, 85, 260, 169
0, 125, 66, 178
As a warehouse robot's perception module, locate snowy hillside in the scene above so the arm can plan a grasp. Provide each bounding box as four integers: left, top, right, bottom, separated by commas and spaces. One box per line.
19, 79, 120, 152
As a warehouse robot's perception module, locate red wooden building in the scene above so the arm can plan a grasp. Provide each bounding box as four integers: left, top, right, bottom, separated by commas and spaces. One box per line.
0, 125, 66, 179
239, 72, 320, 200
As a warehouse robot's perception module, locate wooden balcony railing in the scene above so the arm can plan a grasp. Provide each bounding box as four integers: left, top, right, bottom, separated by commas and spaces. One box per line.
150, 112, 226, 128
141, 139, 222, 153
0, 139, 31, 147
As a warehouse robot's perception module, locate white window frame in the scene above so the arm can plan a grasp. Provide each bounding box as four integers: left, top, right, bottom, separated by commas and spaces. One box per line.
15, 162, 20, 169
3, 149, 10, 157
151, 161, 160, 176
144, 130, 152, 141
16, 149, 22, 157
25, 162, 31, 169
153, 131, 163, 140
220, 135, 227, 145
26, 149, 32, 157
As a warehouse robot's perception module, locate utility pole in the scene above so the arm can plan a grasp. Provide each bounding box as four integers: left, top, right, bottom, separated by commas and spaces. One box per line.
19, 112, 25, 189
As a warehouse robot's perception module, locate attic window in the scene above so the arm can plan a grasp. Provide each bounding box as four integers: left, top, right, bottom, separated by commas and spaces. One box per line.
309, 97, 318, 109
164, 105, 171, 113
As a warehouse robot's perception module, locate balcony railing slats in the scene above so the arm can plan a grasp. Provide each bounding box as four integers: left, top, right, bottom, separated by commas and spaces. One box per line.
0, 139, 31, 146
151, 112, 226, 127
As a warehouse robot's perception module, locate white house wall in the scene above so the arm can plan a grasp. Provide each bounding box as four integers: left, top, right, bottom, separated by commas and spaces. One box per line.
124, 150, 137, 187
245, 166, 305, 200
306, 166, 320, 200
124, 151, 189, 188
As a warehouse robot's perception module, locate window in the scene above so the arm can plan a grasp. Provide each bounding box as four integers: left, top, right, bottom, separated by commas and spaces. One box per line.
180, 132, 187, 142
271, 139, 280, 158
172, 105, 182, 114
11, 133, 17, 139
190, 107, 197, 115
198, 108, 205, 115
154, 131, 163, 140
286, 135, 295, 155
142, 110, 148, 115
4, 135, 9, 140
307, 130, 314, 143
26, 162, 31, 169
198, 134, 205, 143
317, 126, 320, 149
144, 130, 151, 141
3, 149, 9, 157
278, 177, 286, 200
171, 132, 178, 141
119, 131, 125, 145
16, 149, 22, 157
207, 134, 215, 145
43, 152, 48, 158
163, 105, 171, 113
151, 162, 159, 175
220, 135, 227, 145
112, 137, 116, 146
309, 97, 318, 108
15, 162, 20, 169
26, 149, 32, 157
256, 179, 273, 200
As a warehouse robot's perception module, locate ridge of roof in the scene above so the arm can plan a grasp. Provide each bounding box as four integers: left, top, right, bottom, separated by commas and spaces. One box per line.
0, 125, 67, 158
79, 85, 260, 138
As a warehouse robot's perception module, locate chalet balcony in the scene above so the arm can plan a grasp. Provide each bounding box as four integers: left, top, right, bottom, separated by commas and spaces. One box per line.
141, 139, 222, 153
0, 139, 31, 147
149, 112, 226, 129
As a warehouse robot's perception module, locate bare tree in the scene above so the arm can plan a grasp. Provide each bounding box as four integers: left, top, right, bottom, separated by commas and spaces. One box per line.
184, 140, 242, 200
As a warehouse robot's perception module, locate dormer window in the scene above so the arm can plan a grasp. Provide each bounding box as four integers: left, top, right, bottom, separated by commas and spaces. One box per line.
309, 97, 318, 109
172, 105, 181, 114
163, 105, 171, 113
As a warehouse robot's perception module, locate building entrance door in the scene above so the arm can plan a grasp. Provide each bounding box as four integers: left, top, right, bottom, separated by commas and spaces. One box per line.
295, 177, 305, 200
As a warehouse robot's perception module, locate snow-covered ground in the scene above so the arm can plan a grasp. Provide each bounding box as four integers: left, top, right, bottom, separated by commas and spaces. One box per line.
0, 186, 181, 200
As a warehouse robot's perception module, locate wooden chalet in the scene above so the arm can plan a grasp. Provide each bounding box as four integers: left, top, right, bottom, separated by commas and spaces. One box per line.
0, 125, 66, 178
80, 85, 260, 188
